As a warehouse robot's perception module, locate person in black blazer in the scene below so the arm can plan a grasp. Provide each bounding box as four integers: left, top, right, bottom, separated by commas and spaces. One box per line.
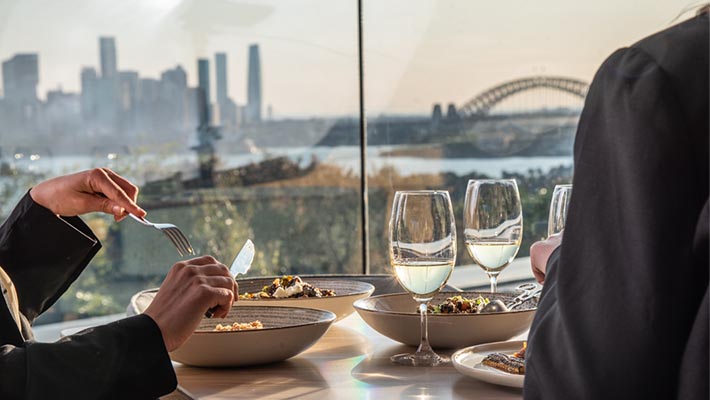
525, 9, 708, 400
0, 168, 238, 399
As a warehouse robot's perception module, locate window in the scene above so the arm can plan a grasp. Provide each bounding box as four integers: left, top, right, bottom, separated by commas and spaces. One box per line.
0, 0, 692, 323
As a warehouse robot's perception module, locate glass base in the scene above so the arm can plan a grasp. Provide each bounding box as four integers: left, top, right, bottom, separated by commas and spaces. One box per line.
390, 351, 450, 367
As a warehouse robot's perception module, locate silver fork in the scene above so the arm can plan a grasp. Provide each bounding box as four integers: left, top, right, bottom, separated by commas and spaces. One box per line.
128, 213, 194, 257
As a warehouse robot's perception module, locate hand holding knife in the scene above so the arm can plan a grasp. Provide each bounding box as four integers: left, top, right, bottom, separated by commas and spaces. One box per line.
204, 239, 255, 318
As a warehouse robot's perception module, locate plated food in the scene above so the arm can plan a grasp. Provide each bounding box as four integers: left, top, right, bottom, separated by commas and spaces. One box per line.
170, 306, 335, 367
428, 295, 490, 314
239, 275, 336, 299
354, 291, 536, 348
481, 342, 526, 374
214, 320, 263, 331
236, 277, 374, 321
452, 340, 527, 388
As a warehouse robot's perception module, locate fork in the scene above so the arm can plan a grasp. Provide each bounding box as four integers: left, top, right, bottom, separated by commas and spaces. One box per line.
128, 213, 194, 257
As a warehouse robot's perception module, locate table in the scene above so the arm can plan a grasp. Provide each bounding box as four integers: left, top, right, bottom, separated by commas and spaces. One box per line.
171, 313, 524, 399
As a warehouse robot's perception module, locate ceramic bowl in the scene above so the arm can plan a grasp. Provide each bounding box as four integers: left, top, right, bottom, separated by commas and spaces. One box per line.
170, 305, 335, 367
235, 277, 375, 321
353, 291, 536, 349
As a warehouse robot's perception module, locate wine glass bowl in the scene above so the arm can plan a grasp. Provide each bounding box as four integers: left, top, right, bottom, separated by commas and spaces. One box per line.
547, 184, 572, 237
389, 190, 456, 366
463, 179, 523, 293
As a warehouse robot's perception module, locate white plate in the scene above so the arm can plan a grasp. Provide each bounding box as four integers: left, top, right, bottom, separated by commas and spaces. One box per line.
353, 291, 536, 349
452, 340, 526, 388
129, 278, 374, 322
170, 306, 335, 367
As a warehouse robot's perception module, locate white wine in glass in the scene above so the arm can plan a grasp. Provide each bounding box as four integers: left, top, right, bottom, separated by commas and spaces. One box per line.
464, 179, 522, 293
389, 190, 456, 366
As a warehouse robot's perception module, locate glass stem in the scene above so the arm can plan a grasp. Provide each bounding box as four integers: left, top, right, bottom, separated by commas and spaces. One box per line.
416, 302, 433, 354
489, 274, 498, 293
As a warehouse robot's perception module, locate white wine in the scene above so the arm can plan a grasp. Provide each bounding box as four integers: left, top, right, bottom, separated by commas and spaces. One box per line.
465, 241, 520, 272
393, 260, 454, 301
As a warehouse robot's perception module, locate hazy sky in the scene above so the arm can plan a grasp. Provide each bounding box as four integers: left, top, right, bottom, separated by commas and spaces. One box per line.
0, 0, 701, 116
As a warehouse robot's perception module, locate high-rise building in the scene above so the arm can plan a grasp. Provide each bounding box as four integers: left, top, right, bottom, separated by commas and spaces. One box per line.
197, 58, 211, 124
80, 67, 98, 120
118, 71, 139, 111
215, 53, 228, 105
214, 52, 238, 128
160, 65, 188, 131
99, 37, 117, 78
161, 65, 187, 88
137, 78, 160, 132
118, 71, 139, 132
246, 44, 262, 123
1, 54, 39, 104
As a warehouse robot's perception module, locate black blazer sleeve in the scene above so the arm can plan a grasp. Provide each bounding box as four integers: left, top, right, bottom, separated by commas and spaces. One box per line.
0, 193, 177, 399
524, 14, 709, 400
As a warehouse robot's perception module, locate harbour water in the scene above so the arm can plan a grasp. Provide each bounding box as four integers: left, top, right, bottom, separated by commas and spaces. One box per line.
4, 145, 573, 183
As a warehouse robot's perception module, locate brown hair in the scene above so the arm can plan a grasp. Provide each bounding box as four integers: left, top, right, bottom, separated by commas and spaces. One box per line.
698, 4, 710, 15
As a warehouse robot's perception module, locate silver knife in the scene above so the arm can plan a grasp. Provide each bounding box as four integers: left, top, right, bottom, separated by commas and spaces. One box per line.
205, 239, 255, 318
229, 239, 255, 277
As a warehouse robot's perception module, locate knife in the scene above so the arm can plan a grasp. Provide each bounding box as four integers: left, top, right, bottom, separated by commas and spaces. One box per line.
229, 239, 255, 277
204, 239, 255, 318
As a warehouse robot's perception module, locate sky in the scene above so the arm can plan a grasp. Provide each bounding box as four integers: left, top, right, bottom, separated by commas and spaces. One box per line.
0, 0, 702, 117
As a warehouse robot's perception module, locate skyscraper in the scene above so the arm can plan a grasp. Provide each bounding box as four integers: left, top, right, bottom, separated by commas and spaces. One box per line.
215, 53, 228, 105
160, 65, 188, 131
99, 37, 117, 78
197, 58, 211, 124
80, 67, 97, 120
214, 52, 237, 128
246, 44, 262, 123
1, 54, 39, 104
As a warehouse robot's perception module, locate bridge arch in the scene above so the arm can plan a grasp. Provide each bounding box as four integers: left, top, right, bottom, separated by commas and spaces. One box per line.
458, 76, 589, 118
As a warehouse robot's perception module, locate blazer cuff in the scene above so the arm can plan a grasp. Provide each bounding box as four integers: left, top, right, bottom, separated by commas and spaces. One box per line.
0, 191, 101, 320
102, 314, 177, 398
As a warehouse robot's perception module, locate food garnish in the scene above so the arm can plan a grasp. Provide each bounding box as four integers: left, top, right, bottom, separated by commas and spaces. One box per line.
214, 320, 263, 331
512, 341, 527, 359
427, 295, 490, 314
239, 275, 336, 299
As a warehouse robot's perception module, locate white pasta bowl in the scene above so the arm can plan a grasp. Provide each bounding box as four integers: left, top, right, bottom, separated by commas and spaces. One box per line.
353, 291, 536, 349
234, 277, 375, 321
169, 306, 335, 367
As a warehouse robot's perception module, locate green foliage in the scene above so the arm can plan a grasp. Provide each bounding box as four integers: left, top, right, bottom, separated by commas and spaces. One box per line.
1, 158, 572, 322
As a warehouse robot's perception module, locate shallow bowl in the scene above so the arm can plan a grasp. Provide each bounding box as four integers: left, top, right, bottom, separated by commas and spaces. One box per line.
235, 277, 375, 321
353, 291, 536, 349
170, 306, 335, 367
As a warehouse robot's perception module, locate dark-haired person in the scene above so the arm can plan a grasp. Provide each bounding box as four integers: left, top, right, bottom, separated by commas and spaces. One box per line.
0, 168, 238, 399
526, 7, 708, 400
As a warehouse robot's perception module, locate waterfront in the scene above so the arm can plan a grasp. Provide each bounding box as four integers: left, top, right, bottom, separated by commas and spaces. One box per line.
3, 145, 573, 183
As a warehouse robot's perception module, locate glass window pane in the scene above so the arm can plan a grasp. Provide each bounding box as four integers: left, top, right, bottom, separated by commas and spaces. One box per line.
0, 0, 360, 323
363, 0, 690, 280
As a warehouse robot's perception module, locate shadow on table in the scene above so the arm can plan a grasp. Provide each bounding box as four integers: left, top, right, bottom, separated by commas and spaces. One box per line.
178, 358, 328, 398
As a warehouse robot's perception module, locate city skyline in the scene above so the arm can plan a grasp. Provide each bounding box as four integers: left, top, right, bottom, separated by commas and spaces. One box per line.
0, 35, 266, 149
1, 35, 263, 120
0, 0, 695, 117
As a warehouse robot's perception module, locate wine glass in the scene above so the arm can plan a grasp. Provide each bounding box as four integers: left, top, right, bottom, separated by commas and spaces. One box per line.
463, 179, 523, 293
389, 190, 457, 367
547, 184, 572, 237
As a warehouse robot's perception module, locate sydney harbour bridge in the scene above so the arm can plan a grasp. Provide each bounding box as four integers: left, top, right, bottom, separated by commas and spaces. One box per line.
318, 75, 590, 157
